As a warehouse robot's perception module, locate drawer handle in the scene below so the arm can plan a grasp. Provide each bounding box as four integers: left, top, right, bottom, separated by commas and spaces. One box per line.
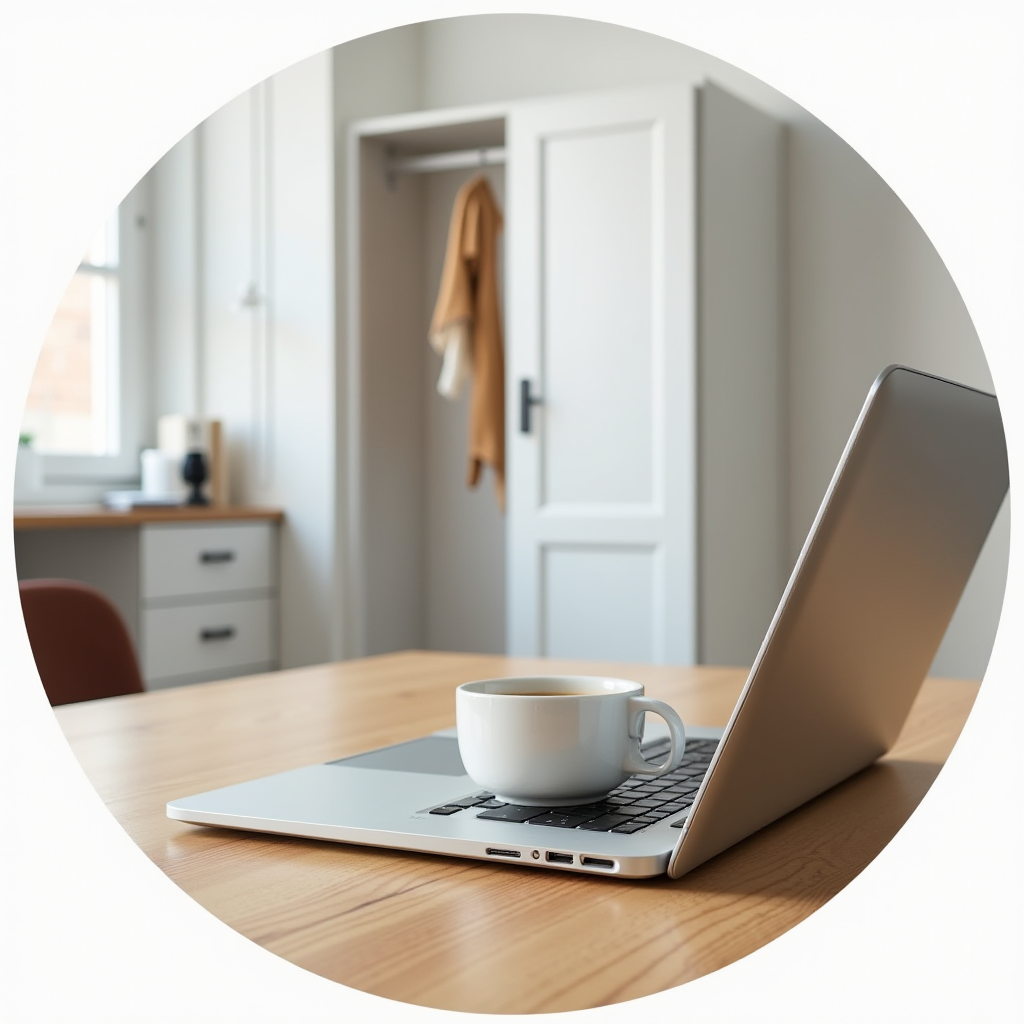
200, 626, 236, 642
200, 550, 236, 564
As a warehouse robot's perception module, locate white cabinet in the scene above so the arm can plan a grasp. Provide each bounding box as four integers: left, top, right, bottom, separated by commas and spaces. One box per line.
139, 521, 278, 689
14, 513, 281, 691
348, 82, 784, 668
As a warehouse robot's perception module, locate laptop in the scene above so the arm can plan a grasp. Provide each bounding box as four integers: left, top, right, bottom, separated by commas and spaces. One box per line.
167, 366, 1009, 879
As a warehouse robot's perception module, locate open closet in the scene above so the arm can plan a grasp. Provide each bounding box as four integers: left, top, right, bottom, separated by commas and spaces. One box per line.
348, 108, 510, 659
348, 81, 786, 667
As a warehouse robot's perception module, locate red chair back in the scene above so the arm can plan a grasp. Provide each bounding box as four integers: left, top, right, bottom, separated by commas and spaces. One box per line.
19, 579, 145, 705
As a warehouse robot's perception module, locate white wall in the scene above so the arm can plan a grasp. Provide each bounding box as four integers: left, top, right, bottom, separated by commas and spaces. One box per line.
150, 50, 335, 670
332, 26, 422, 658
151, 133, 200, 419
417, 15, 795, 119
698, 82, 787, 667
262, 54, 336, 670
785, 111, 1008, 677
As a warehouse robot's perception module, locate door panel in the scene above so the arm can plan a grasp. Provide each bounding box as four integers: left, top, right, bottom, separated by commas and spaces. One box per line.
542, 125, 655, 508
543, 545, 658, 662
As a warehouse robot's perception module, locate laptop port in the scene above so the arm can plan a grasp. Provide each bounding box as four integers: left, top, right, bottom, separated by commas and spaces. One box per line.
485, 848, 521, 859
580, 857, 615, 869
546, 851, 573, 864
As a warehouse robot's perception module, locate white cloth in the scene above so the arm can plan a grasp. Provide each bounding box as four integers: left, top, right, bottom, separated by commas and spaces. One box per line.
430, 320, 473, 399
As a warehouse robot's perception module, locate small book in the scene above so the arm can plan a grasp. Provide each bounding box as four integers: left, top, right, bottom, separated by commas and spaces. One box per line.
103, 490, 182, 511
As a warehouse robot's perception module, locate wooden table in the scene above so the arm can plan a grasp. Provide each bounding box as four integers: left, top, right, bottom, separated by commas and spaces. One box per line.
54, 651, 977, 1014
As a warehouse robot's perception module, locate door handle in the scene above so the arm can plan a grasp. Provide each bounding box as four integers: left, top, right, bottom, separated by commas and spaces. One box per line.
519, 379, 543, 434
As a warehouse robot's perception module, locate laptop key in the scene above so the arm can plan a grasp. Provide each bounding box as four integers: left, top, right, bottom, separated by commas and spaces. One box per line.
526, 811, 595, 828
429, 805, 464, 815
645, 748, 671, 756
611, 822, 649, 834
548, 802, 617, 816
641, 809, 672, 821
575, 813, 634, 831
476, 804, 549, 822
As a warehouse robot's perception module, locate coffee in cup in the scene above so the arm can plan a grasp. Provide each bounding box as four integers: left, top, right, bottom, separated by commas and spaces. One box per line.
455, 675, 686, 806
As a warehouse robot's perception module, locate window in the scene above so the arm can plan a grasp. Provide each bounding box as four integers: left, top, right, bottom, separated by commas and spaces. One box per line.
20, 182, 148, 495
22, 214, 120, 456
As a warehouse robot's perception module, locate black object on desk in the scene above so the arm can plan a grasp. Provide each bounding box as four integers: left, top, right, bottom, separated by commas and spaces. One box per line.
182, 451, 209, 506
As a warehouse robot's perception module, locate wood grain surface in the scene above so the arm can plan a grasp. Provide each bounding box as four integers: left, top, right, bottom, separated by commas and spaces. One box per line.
54, 651, 977, 1014
13, 505, 284, 531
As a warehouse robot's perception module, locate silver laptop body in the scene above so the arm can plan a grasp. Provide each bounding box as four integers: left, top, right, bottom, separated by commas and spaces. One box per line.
167, 366, 1009, 879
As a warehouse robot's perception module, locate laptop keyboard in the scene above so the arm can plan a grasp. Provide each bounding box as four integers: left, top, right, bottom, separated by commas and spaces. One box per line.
426, 738, 718, 834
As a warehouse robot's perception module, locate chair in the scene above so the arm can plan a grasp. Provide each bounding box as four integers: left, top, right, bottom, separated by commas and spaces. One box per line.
18, 579, 145, 705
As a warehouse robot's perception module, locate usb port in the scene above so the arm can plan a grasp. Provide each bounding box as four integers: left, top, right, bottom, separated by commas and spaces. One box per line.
546, 851, 573, 864
580, 857, 615, 869
485, 848, 521, 858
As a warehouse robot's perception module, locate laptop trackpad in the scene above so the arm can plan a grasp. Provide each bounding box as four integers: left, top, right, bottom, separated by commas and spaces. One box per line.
326, 736, 467, 776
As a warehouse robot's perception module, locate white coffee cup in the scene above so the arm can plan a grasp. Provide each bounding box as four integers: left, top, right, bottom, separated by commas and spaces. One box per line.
455, 675, 687, 806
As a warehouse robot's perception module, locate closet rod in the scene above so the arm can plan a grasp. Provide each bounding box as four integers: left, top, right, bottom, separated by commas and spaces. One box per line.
386, 146, 506, 178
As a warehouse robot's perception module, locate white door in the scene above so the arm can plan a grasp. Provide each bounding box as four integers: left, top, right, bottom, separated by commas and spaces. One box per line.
506, 86, 697, 664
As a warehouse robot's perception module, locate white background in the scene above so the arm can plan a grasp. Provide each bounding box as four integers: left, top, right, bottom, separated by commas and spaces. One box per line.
1, 2, 1021, 1020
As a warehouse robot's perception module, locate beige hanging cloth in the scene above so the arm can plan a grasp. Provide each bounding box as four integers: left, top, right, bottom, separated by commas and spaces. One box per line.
429, 175, 505, 510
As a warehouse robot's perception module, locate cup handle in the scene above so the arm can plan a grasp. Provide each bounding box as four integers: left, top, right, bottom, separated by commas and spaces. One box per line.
621, 696, 686, 776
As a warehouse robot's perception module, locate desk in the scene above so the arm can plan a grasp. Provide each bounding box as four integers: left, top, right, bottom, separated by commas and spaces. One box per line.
54, 651, 977, 1014
15, 506, 284, 688
12, 504, 285, 530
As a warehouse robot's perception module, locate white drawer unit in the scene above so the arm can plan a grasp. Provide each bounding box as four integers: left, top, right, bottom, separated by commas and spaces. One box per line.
139, 519, 279, 689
